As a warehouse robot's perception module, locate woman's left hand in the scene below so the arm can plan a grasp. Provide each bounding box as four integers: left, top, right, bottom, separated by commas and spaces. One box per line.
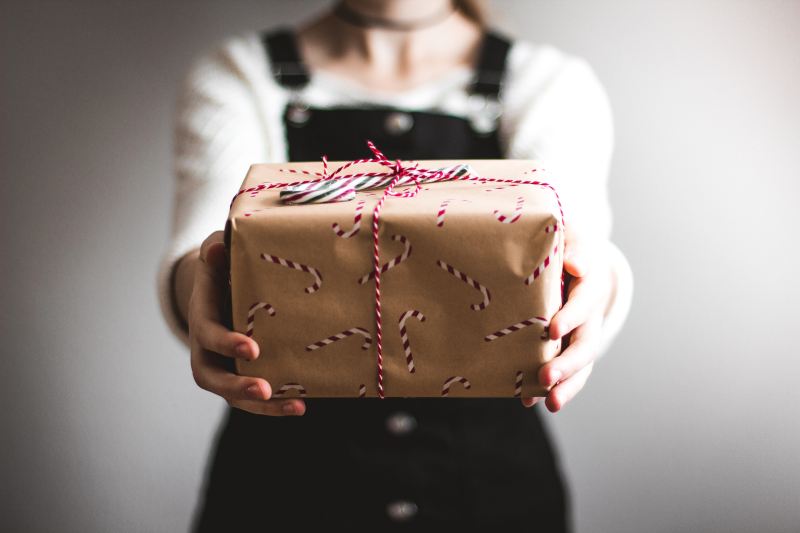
522, 236, 615, 412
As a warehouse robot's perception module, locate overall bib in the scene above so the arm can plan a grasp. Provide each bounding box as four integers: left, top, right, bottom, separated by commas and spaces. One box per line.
194, 29, 570, 533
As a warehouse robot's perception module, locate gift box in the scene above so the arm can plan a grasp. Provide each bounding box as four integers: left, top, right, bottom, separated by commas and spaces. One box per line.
226, 149, 565, 398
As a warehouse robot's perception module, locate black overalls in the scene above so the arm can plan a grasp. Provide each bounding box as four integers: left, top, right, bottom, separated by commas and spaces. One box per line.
194, 29, 570, 533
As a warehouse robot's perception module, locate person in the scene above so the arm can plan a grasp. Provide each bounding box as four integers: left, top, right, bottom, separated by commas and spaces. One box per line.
157, 0, 633, 530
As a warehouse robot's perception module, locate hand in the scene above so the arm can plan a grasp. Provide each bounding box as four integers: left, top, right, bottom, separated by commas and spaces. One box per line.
522, 235, 614, 412
188, 231, 306, 416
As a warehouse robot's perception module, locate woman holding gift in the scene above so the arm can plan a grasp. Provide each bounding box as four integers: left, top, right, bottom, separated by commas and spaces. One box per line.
158, 0, 633, 530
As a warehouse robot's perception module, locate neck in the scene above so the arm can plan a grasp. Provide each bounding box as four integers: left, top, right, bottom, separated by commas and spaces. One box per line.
333, 1, 473, 76
341, 0, 453, 26
297, 1, 482, 91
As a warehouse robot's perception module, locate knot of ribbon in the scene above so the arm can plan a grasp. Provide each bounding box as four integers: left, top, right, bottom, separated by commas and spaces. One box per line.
231, 141, 565, 399
278, 141, 472, 205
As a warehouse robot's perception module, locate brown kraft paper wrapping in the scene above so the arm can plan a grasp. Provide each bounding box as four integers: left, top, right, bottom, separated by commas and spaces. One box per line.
226, 160, 564, 398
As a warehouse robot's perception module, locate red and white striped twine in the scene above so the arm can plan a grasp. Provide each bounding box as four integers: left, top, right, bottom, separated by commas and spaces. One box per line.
493, 196, 525, 224
230, 141, 565, 399
245, 301, 275, 337
442, 376, 472, 397
260, 253, 323, 294
398, 310, 426, 373
436, 259, 491, 311
305, 327, 372, 351
484, 316, 549, 342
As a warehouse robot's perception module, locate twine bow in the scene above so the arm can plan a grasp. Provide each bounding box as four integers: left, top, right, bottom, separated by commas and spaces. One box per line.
231, 141, 565, 399
278, 146, 472, 204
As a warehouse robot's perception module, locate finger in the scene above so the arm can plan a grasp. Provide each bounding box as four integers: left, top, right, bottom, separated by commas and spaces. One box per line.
192, 245, 227, 323
539, 316, 601, 387
229, 398, 307, 417
190, 255, 259, 360
549, 273, 603, 340
199, 231, 225, 263
521, 396, 540, 408
191, 346, 272, 401
199, 232, 227, 287
545, 362, 593, 413
563, 236, 593, 278
191, 310, 259, 360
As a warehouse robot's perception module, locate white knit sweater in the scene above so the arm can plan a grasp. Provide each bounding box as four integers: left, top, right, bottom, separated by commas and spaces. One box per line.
157, 31, 634, 355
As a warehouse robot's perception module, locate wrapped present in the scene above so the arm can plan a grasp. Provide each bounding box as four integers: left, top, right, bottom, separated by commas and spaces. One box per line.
225, 144, 565, 398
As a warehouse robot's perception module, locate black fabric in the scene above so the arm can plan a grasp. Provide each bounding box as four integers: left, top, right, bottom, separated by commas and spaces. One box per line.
285, 107, 503, 161
470, 31, 511, 98
193, 27, 570, 533
263, 28, 310, 88
265, 26, 510, 98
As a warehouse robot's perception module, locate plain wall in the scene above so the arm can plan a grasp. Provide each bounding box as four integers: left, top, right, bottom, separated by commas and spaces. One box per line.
2, 1, 798, 531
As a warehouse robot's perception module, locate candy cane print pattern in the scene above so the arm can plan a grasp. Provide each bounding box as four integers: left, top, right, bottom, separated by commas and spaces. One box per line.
305, 327, 373, 351
435, 260, 491, 311
358, 384, 367, 398
274, 383, 307, 398
243, 207, 278, 217
435, 198, 471, 227
493, 196, 525, 224
260, 253, 323, 294
544, 222, 559, 233
524, 244, 559, 286
441, 376, 472, 397
357, 234, 412, 285
331, 199, 366, 238
514, 371, 524, 398
230, 142, 568, 399
484, 316, 549, 342
245, 302, 276, 337
484, 184, 520, 193
398, 310, 426, 373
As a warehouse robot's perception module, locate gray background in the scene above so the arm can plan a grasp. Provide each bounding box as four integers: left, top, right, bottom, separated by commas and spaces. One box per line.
2, 1, 798, 531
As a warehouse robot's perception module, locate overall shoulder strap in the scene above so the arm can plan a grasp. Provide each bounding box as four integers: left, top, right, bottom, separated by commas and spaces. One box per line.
469, 30, 512, 98
262, 28, 311, 89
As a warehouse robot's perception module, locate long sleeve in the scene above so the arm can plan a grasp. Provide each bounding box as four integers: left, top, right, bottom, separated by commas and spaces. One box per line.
156, 32, 633, 355
156, 35, 278, 347
500, 42, 634, 357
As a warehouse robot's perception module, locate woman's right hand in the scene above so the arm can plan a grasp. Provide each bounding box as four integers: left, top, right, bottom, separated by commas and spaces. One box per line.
187, 231, 306, 416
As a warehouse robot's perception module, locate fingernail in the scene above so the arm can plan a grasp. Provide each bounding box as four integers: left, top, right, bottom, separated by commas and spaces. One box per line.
282, 403, 296, 415
235, 343, 250, 358
246, 384, 262, 399
522, 397, 540, 408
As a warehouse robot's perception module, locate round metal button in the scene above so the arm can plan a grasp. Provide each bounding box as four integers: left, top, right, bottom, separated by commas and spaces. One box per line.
385, 411, 417, 436
287, 103, 311, 126
386, 500, 418, 522
385, 112, 414, 135
467, 94, 502, 135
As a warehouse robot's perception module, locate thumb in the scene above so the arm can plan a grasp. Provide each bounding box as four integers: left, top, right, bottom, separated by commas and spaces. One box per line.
564, 239, 590, 278
204, 242, 227, 273
199, 230, 227, 273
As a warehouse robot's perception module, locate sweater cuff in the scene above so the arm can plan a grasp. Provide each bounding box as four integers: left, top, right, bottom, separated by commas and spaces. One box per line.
156, 242, 197, 350
596, 240, 634, 358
